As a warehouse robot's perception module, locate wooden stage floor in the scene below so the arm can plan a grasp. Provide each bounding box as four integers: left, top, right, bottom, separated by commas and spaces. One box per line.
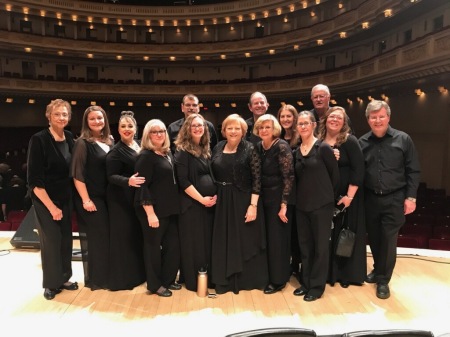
1, 232, 449, 337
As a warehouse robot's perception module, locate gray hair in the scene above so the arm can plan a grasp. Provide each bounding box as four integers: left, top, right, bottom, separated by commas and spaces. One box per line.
311, 84, 330, 97
365, 100, 391, 118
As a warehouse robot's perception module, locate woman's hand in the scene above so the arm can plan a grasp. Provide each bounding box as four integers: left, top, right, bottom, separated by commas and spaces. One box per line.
83, 199, 97, 212
278, 204, 288, 223
337, 195, 351, 208
200, 195, 217, 207
147, 214, 160, 228
50, 206, 63, 221
129, 172, 146, 187
245, 205, 257, 223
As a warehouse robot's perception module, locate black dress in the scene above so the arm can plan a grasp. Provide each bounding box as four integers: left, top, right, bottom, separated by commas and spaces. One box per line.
174, 149, 217, 291
211, 140, 268, 294
71, 138, 112, 290
27, 129, 74, 289
328, 135, 366, 285
106, 140, 146, 291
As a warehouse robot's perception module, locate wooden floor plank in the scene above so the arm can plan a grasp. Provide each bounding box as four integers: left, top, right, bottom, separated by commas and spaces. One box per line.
1, 233, 449, 337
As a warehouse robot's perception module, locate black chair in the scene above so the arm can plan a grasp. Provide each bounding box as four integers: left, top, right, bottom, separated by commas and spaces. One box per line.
225, 327, 317, 337
341, 330, 434, 337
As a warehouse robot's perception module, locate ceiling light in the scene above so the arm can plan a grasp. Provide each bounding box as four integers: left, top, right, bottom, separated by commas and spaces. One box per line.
110, 102, 115, 106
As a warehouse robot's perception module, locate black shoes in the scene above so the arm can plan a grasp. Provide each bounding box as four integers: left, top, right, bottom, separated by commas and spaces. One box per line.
60, 281, 79, 291
365, 271, 377, 284
304, 294, 320, 302
168, 282, 182, 291
340, 282, 350, 288
43, 288, 61, 300
152, 286, 172, 297
263, 283, 285, 294
293, 287, 307, 296
376, 284, 390, 299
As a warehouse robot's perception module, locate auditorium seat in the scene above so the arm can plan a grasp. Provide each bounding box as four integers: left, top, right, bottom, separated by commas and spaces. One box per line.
404, 213, 435, 225
397, 235, 421, 249
436, 215, 450, 226
0, 221, 12, 231
10, 221, 21, 231
225, 327, 317, 337
433, 225, 450, 239
341, 329, 434, 337
7, 209, 27, 224
400, 223, 432, 248
428, 238, 450, 251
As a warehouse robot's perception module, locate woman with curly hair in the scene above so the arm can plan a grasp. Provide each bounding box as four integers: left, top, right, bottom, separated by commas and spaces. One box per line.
174, 113, 217, 292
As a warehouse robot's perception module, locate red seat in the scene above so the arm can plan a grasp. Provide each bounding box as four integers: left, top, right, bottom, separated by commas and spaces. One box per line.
404, 213, 435, 225
397, 235, 421, 249
0, 221, 12, 231
11, 221, 21, 231
436, 215, 450, 227
7, 210, 27, 223
428, 238, 450, 251
71, 213, 79, 232
433, 225, 450, 239
400, 223, 432, 248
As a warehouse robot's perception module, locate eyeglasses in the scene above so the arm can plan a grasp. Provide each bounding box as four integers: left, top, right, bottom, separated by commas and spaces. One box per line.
328, 114, 343, 121
52, 113, 69, 119
191, 123, 204, 129
297, 122, 314, 127
150, 130, 166, 135
369, 115, 387, 122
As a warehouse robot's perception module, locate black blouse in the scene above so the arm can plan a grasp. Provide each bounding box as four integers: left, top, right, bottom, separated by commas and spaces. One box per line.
27, 129, 74, 202
134, 149, 180, 218
211, 139, 261, 194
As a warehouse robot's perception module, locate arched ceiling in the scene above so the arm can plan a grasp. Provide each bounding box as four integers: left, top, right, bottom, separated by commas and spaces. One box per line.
89, 0, 236, 6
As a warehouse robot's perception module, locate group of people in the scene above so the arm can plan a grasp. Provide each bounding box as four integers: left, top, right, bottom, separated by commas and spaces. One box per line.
27, 84, 420, 303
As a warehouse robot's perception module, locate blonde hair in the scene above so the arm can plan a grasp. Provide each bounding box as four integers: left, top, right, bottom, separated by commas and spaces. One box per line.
174, 114, 210, 158
318, 106, 350, 146
221, 114, 248, 138
253, 114, 282, 138
141, 119, 170, 155
45, 99, 72, 120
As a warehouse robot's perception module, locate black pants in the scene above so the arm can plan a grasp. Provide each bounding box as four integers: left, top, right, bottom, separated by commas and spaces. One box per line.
32, 197, 73, 289
296, 202, 334, 297
139, 214, 180, 293
365, 189, 405, 285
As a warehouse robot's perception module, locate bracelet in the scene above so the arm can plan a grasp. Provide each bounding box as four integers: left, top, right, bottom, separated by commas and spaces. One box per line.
346, 195, 354, 200
83, 199, 91, 205
250, 204, 257, 208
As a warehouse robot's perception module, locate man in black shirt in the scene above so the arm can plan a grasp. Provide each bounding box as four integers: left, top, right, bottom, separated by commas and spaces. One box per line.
310, 84, 331, 124
359, 100, 420, 299
167, 94, 218, 153
245, 91, 269, 145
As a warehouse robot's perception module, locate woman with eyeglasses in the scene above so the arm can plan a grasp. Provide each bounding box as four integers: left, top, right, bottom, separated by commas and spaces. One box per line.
293, 110, 339, 301
318, 106, 366, 288
72, 105, 114, 291
106, 111, 146, 291
277, 104, 301, 277
254, 114, 294, 295
134, 119, 181, 297
27, 99, 78, 300
174, 113, 217, 292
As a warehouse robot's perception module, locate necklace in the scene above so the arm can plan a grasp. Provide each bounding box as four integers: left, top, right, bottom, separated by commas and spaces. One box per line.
300, 138, 317, 154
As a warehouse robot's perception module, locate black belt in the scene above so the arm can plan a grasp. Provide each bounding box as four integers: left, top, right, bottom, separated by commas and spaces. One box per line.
216, 181, 233, 186
368, 187, 403, 196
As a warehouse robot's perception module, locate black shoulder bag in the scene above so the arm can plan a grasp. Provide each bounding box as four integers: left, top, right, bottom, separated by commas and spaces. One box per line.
335, 209, 356, 258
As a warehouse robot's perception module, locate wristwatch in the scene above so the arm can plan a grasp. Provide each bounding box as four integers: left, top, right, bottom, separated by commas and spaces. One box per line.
406, 197, 416, 203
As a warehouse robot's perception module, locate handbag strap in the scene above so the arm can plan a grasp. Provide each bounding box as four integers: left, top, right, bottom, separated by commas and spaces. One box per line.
340, 209, 349, 229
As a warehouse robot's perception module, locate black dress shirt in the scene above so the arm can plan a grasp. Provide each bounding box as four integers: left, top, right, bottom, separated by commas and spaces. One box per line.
359, 125, 420, 198
245, 117, 262, 145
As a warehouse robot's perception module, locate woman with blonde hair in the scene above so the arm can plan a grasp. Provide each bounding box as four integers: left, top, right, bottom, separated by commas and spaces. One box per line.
135, 119, 181, 297
72, 105, 113, 290
211, 114, 268, 294
254, 114, 294, 295
174, 113, 217, 292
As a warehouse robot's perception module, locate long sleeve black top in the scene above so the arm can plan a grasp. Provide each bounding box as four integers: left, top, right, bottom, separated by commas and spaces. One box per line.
359, 125, 420, 198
